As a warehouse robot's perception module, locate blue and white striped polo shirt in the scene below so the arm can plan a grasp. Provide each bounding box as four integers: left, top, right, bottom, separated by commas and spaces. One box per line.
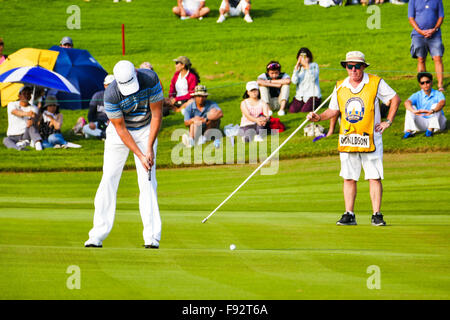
104, 69, 164, 130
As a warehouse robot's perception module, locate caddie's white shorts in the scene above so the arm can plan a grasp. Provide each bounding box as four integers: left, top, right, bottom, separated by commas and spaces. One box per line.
339, 152, 384, 181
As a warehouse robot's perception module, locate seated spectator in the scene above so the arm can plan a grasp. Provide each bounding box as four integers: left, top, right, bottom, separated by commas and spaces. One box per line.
0, 37, 7, 65
139, 61, 153, 70
217, 0, 253, 23
38, 96, 81, 149
82, 74, 115, 139
182, 85, 223, 147
59, 36, 73, 48
173, 0, 210, 20
289, 47, 321, 113
240, 81, 270, 143
167, 56, 200, 113
257, 61, 291, 116
403, 72, 446, 138
3, 86, 43, 151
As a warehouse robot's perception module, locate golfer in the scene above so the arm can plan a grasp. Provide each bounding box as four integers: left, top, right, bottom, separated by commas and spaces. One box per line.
307, 51, 401, 226
85, 60, 163, 248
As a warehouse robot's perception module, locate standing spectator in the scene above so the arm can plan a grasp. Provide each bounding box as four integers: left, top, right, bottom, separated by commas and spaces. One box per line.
403, 72, 446, 138
59, 36, 73, 48
257, 61, 291, 116
38, 96, 81, 149
167, 56, 200, 113
217, 0, 253, 23
84, 60, 164, 249
82, 74, 115, 139
3, 86, 43, 151
408, 0, 445, 92
173, 0, 210, 20
307, 51, 401, 227
0, 37, 7, 65
240, 81, 270, 143
182, 85, 223, 147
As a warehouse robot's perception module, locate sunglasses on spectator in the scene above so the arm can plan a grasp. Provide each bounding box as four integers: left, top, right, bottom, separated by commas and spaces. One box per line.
346, 63, 363, 70
420, 80, 431, 85
0, 42, 4, 46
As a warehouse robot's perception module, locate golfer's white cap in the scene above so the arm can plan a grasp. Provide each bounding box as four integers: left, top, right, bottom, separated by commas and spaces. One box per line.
103, 74, 115, 86
113, 60, 139, 96
246, 81, 259, 92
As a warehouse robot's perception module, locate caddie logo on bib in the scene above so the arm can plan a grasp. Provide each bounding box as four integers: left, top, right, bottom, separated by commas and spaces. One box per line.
336, 74, 381, 153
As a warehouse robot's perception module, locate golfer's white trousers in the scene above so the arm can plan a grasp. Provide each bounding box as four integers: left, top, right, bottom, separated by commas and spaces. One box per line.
87, 124, 161, 245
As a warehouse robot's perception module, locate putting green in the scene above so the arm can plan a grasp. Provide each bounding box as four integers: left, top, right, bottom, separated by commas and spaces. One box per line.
0, 153, 449, 299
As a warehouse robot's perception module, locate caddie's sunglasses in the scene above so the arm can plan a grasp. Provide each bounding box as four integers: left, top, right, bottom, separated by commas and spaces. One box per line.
346, 63, 363, 70
420, 80, 431, 85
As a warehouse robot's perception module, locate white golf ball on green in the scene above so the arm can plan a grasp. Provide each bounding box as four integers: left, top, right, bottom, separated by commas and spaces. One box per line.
229, 244, 236, 250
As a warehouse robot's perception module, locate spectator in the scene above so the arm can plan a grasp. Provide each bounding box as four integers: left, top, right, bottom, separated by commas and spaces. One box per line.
289, 48, 321, 113
182, 85, 223, 147
167, 56, 200, 113
3, 86, 43, 151
173, 0, 210, 20
38, 96, 81, 149
0, 37, 7, 65
408, 0, 445, 92
257, 61, 291, 116
139, 61, 153, 70
59, 36, 73, 48
82, 74, 115, 139
217, 0, 253, 23
240, 81, 270, 143
403, 72, 446, 138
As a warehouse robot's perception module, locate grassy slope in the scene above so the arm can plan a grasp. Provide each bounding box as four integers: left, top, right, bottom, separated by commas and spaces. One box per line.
0, 152, 449, 299
0, 0, 449, 171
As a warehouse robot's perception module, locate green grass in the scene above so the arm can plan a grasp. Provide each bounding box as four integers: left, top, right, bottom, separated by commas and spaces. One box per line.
0, 152, 449, 299
0, 0, 449, 171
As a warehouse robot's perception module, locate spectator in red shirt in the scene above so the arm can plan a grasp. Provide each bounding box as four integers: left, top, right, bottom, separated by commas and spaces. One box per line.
166, 56, 200, 113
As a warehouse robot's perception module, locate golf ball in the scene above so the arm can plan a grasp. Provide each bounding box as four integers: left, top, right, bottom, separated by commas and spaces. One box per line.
230, 244, 236, 250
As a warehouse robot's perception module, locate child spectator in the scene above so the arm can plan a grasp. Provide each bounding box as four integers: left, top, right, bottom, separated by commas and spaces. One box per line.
240, 81, 270, 142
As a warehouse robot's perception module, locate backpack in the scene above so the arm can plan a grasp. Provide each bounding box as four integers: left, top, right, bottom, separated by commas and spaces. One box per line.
269, 117, 286, 133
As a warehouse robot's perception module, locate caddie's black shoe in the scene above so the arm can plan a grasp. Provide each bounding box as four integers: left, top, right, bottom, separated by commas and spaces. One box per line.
85, 244, 102, 248
336, 212, 357, 226
371, 213, 386, 226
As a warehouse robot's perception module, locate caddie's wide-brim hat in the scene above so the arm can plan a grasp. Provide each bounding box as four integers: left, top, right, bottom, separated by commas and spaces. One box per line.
340, 51, 370, 68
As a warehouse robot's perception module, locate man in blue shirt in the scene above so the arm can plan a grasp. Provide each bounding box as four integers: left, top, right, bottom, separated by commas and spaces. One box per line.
182, 85, 223, 147
85, 60, 164, 249
403, 72, 446, 138
408, 0, 445, 92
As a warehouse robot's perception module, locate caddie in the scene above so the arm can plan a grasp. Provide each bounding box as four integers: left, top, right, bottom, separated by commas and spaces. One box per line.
307, 51, 401, 226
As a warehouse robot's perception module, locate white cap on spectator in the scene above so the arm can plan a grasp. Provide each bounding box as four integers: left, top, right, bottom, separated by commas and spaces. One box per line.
104, 74, 115, 85
246, 81, 259, 92
113, 60, 139, 96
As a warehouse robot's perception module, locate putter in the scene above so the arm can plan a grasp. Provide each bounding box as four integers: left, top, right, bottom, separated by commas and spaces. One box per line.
202, 84, 343, 223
